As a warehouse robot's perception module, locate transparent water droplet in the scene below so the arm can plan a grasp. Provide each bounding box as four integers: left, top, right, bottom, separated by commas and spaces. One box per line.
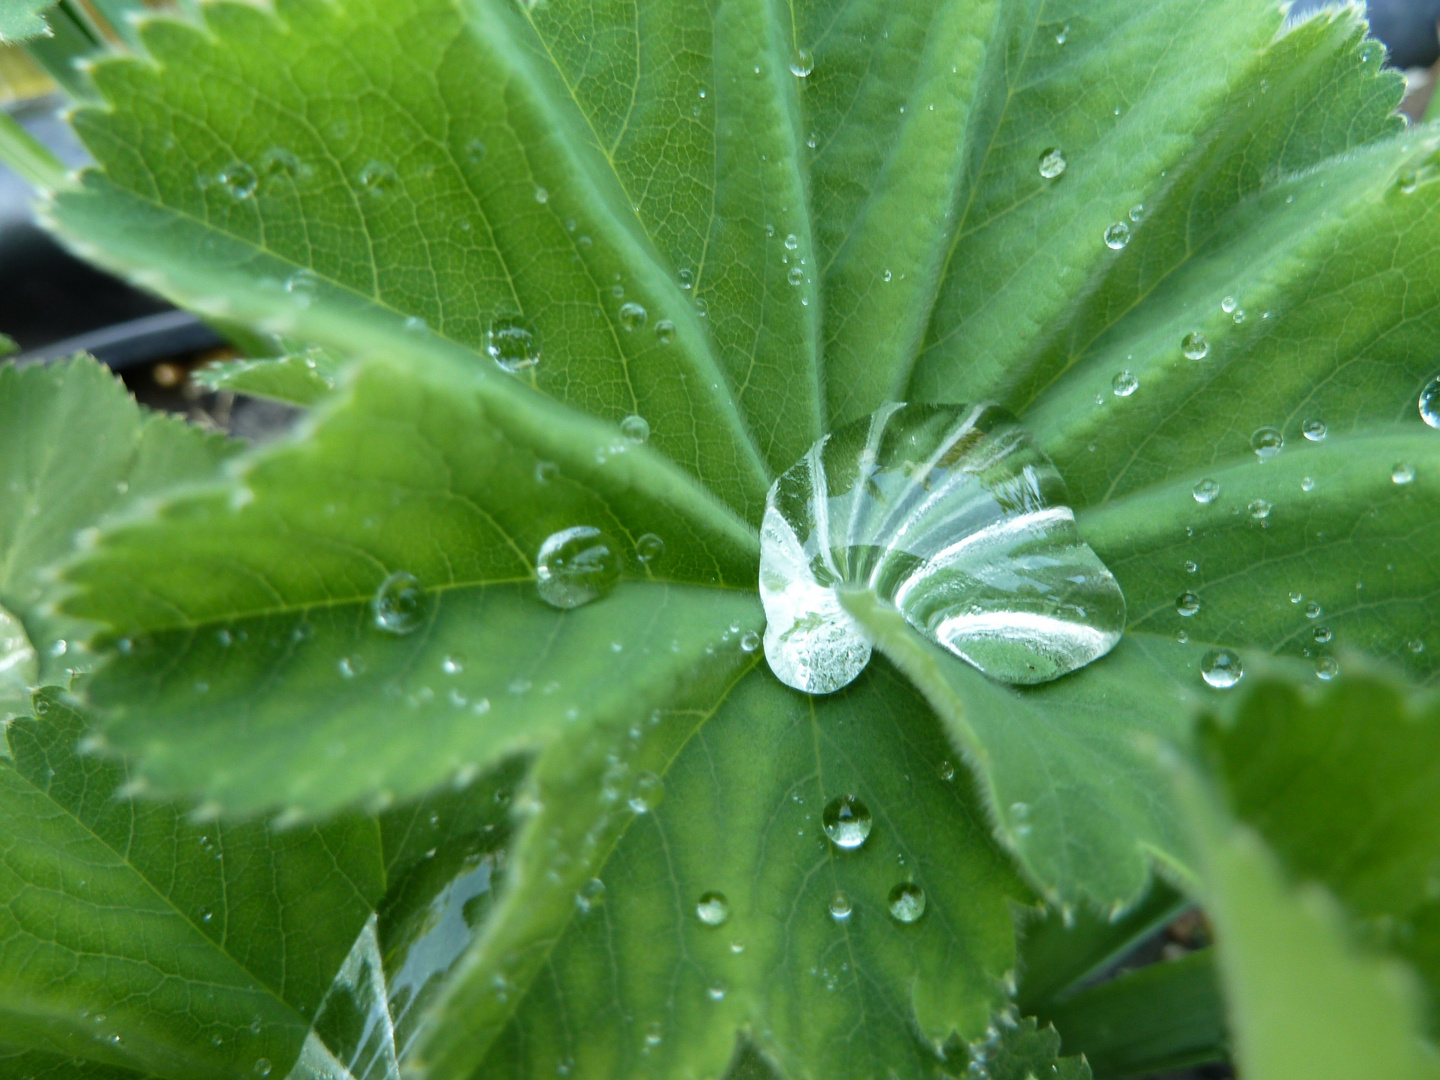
1393, 462, 1416, 485
787, 265, 804, 286
635, 533, 665, 565
938, 759, 955, 781
822, 794, 872, 850
707, 982, 726, 1001
1305, 601, 1323, 619
1128, 204, 1145, 223
254, 1060, 272, 1078
1103, 221, 1131, 250
1301, 476, 1316, 492
759, 403, 1125, 693
695, 891, 730, 926
1221, 296, 1237, 314
219, 162, 258, 200
789, 48, 814, 77
536, 527, 622, 609
784, 233, 799, 251
829, 891, 853, 921
620, 414, 650, 443
1409, 638, 1426, 654
1232, 308, 1246, 324
372, 571, 426, 634
358, 160, 397, 195
1112, 370, 1138, 397
1201, 648, 1244, 689
1176, 591, 1201, 617
1420, 376, 1440, 428
1181, 332, 1210, 360
1251, 427, 1284, 461
740, 629, 761, 653
1037, 148, 1067, 179
487, 314, 541, 372
1302, 418, 1327, 442
888, 883, 926, 923
533, 186, 549, 204
1248, 498, 1272, 520
259, 146, 308, 183
655, 319, 676, 345
442, 654, 464, 675
1313, 626, 1332, 644
628, 771, 663, 813
1316, 656, 1340, 681
1184, 560, 1198, 574
1399, 170, 1420, 194
1192, 478, 1220, 504
618, 302, 647, 331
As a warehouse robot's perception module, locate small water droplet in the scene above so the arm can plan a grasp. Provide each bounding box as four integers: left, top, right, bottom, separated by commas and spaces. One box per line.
620, 414, 650, 443
1302, 418, 1327, 442
784, 233, 799, 251
789, 48, 814, 77
644, 1021, 663, 1047
1200, 648, 1244, 689
1313, 626, 1332, 644
1232, 308, 1246, 324
536, 527, 622, 609
1393, 462, 1416, 485
442, 655, 464, 675
787, 266, 804, 286
822, 795, 872, 850
655, 319, 676, 345
1128, 204, 1145, 222
219, 162, 258, 199
1184, 560, 1198, 574
1251, 427, 1284, 461
1221, 296, 1237, 314
372, 571, 427, 634
358, 160, 397, 195
254, 1060, 272, 1078
888, 883, 926, 923
1420, 376, 1440, 428
1112, 370, 1138, 397
1055, 23, 1069, 44
534, 186, 549, 204
1316, 656, 1339, 681
1248, 498, 1272, 520
1193, 479, 1220, 504
1176, 591, 1201, 617
1103, 221, 1131, 249
1409, 638, 1426, 654
1301, 476, 1316, 492
1037, 147, 1067, 179
618, 301, 647, 331
629, 771, 663, 813
829, 891, 853, 921
1399, 170, 1420, 194
487, 314, 541, 372
740, 629, 761, 653
1305, 601, 1323, 619
1181, 332, 1210, 360
199, 906, 213, 923
707, 982, 726, 1001
938, 760, 955, 781
635, 533, 665, 565
695, 891, 730, 926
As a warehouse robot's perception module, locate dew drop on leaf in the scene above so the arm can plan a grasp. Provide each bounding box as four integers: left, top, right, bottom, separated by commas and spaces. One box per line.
789, 48, 814, 77
1201, 648, 1244, 689
1302, 418, 1327, 442
887, 883, 926, 923
358, 160, 397, 196
787, 266, 804, 286
1250, 427, 1284, 460
829, 891, 853, 921
372, 571, 427, 634
1248, 498, 1272, 520
1420, 376, 1440, 428
618, 301, 647, 331
1175, 591, 1201, 617
620, 414, 650, 443
253, 1060, 271, 1078
1103, 221, 1130, 249
740, 629, 760, 653
938, 760, 955, 781
822, 794, 872, 850
654, 319, 676, 345
1192, 478, 1220, 504
1393, 462, 1416, 485
635, 533, 664, 565
1313, 626, 1332, 644
1221, 296, 1237, 314
1316, 656, 1339, 681
1305, 601, 1323, 619
695, 892, 730, 926
536, 526, 622, 609
1037, 147, 1067, 179
487, 314, 541, 372
1181, 332, 1210, 360
1112, 370, 1138, 397
758, 403, 1125, 693
628, 771, 663, 813
219, 162, 258, 200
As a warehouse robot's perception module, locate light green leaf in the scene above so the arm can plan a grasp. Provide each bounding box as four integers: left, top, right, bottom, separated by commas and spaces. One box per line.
0, 692, 384, 1080
0, 0, 59, 42
64, 357, 762, 814
418, 660, 1030, 1080
193, 353, 340, 407
0, 1046, 157, 1080
978, 1018, 1091, 1080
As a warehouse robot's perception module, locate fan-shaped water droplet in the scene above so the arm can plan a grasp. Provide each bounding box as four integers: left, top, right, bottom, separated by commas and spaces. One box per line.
219, 162, 258, 200
655, 319, 676, 345
1176, 591, 1201, 617
372, 572, 427, 634
1316, 656, 1339, 681
620, 414, 650, 443
487, 315, 541, 372
1193, 478, 1220, 504
1420, 376, 1440, 428
789, 48, 814, 77
618, 302, 647, 331
1103, 222, 1131, 250
888, 883, 926, 923
822, 794, 872, 849
1302, 418, 1327, 442
1393, 462, 1416, 485
536, 527, 621, 609
1038, 148, 1067, 180
758, 403, 1126, 693
1181, 332, 1210, 360
1251, 428, 1284, 461
1201, 648, 1244, 689
1112, 371, 1138, 397
696, 892, 730, 926
1248, 498, 1272, 520
829, 891, 853, 921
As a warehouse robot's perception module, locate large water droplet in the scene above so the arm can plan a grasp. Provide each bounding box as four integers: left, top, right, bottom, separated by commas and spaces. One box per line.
655, 319, 676, 345
758, 403, 1126, 693
536, 526, 622, 609
1302, 418, 1327, 442
887, 883, 926, 923
1038, 148, 1067, 179
1181, 332, 1210, 360
618, 302, 648, 331
1420, 376, 1440, 428
372, 571, 427, 634
1103, 222, 1131, 250
1250, 427, 1284, 461
487, 315, 541, 372
822, 794, 872, 850
1316, 656, 1339, 681
1201, 648, 1244, 689
620, 414, 650, 444
789, 48, 814, 77
1112, 370, 1138, 397
695, 892, 730, 926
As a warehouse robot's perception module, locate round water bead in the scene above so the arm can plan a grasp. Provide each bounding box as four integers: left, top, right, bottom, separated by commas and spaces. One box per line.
1192, 478, 1220, 504
1112, 370, 1138, 397
487, 314, 541, 372
758, 403, 1126, 694
1421, 376, 1440, 428
1181, 332, 1210, 360
1038, 148, 1067, 179
635, 533, 665, 564
1302, 418, 1327, 442
1176, 591, 1201, 617
789, 48, 814, 77
1103, 222, 1131, 250
372, 571, 427, 634
1316, 656, 1339, 681
695, 892, 730, 926
618, 302, 648, 331
536, 527, 622, 609
887, 883, 926, 923
829, 891, 853, 921
1250, 427, 1284, 460
822, 794, 872, 850
1393, 462, 1416, 485
1201, 648, 1244, 689
620, 414, 651, 444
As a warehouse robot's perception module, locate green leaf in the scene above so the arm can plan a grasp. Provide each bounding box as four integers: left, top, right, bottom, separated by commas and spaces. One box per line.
0, 357, 237, 687
977, 1018, 1091, 1080
1180, 718, 1440, 1080
64, 357, 763, 814
417, 660, 1031, 1080
193, 353, 340, 407
0, 1046, 157, 1080
0, 692, 385, 1079
0, 0, 59, 42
